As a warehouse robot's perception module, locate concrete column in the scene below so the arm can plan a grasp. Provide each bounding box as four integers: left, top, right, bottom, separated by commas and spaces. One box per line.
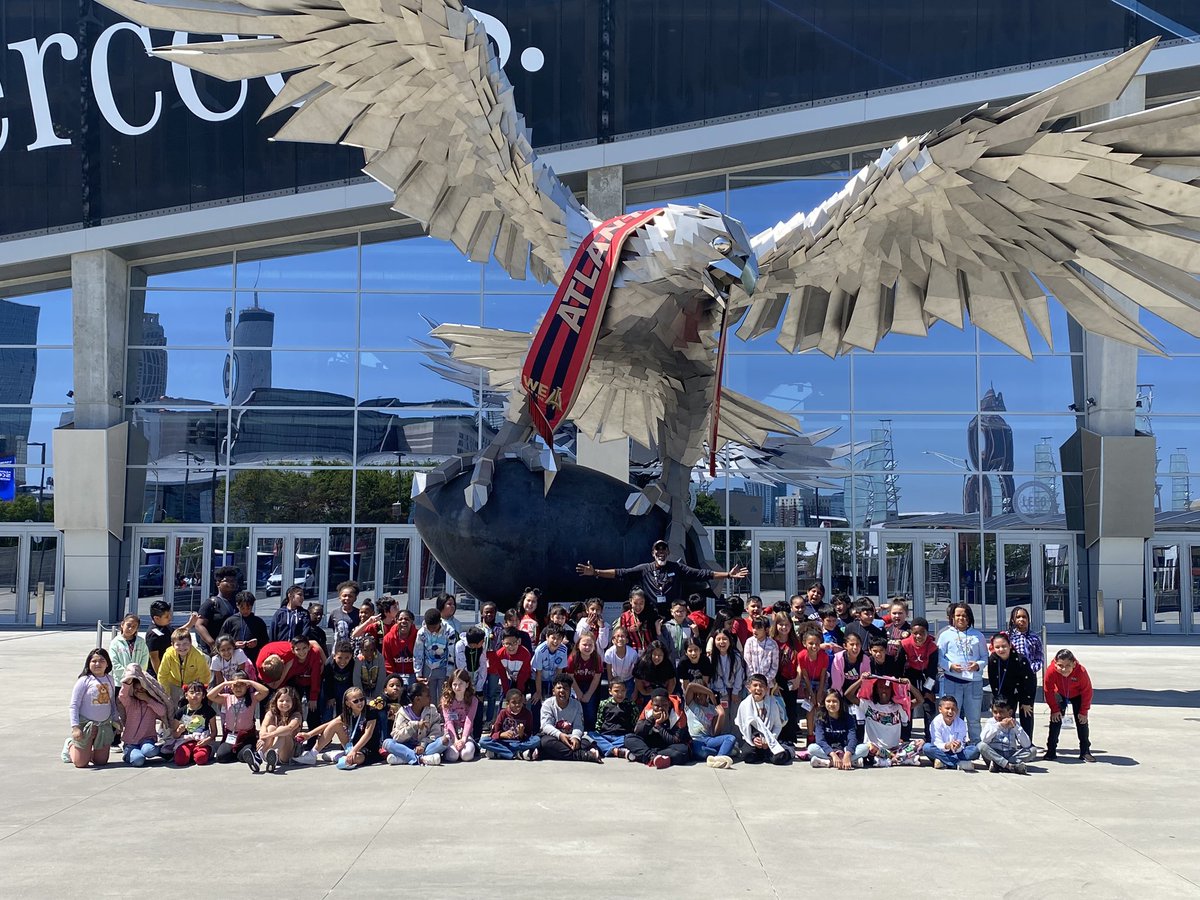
59, 250, 129, 624
576, 165, 630, 483
1070, 77, 1153, 633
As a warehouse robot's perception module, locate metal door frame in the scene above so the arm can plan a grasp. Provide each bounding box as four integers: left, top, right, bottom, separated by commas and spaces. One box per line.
248, 526, 327, 609
877, 530, 959, 623
998, 532, 1078, 635
0, 527, 63, 624
127, 526, 211, 619
1145, 536, 1199, 635
751, 528, 832, 601
374, 526, 422, 613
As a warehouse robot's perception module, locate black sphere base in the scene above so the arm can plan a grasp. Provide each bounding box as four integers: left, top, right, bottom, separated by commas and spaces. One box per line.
414, 459, 708, 608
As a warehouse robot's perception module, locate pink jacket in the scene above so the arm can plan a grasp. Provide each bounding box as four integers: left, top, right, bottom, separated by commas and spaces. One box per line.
119, 683, 166, 745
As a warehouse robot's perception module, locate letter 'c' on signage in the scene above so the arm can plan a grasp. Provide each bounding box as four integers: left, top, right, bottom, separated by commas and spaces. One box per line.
93, 23, 162, 136
171, 31, 247, 122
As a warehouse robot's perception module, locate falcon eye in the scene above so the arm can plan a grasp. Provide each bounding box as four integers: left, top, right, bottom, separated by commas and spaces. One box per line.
711, 236, 732, 255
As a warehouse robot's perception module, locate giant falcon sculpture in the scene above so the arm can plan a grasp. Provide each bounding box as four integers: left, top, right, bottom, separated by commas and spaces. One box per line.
105, 0, 1200, 563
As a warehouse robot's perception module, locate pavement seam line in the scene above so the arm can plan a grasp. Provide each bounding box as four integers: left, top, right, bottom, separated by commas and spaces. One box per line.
715, 767, 782, 900
0, 769, 143, 844
1024, 782, 1199, 890
320, 766, 431, 898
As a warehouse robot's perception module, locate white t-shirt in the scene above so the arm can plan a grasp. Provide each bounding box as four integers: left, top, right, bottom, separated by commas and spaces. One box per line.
209, 649, 251, 683
603, 645, 639, 680
862, 699, 909, 750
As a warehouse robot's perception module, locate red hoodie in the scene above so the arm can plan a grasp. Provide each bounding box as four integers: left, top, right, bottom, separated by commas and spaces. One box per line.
1043, 662, 1093, 716
382, 623, 416, 676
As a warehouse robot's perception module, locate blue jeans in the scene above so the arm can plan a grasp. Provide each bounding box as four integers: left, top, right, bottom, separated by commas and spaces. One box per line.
806, 743, 869, 764
123, 741, 160, 767
589, 732, 627, 755
940, 676, 984, 743
382, 735, 448, 764
922, 743, 981, 768
578, 693, 600, 731
478, 736, 540, 759
690, 733, 735, 761
483, 674, 501, 726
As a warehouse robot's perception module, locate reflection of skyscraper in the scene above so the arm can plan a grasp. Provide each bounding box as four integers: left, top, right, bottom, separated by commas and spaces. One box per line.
134, 312, 167, 402
1033, 437, 1060, 515
853, 419, 899, 527
1170, 449, 1190, 511
965, 387, 1014, 516
224, 296, 275, 405
0, 299, 39, 473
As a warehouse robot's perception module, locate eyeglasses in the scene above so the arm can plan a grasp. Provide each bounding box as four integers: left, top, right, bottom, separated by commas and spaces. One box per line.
348, 697, 365, 705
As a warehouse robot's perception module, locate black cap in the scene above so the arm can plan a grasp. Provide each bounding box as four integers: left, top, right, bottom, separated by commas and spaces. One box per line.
652, 540, 669, 550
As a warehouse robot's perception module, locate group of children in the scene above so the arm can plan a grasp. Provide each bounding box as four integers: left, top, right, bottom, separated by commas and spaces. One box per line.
67, 580, 1096, 774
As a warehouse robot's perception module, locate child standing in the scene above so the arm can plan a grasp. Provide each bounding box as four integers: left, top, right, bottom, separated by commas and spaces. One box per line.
146, 601, 193, 675
734, 674, 790, 765
209, 676, 268, 764
531, 626, 569, 706
382, 609, 418, 687
1044, 649, 1095, 762
413, 607, 452, 700
440, 668, 479, 762
517, 588, 543, 646
574, 598, 611, 652
936, 602, 988, 742
172, 681, 218, 766
742, 616, 779, 684
496, 628, 533, 697
659, 600, 694, 667
603, 626, 640, 696
69, 649, 120, 769
709, 629, 746, 708
117, 663, 167, 767
1008, 606, 1045, 678
109, 614, 150, 684
382, 682, 446, 766
807, 690, 865, 769
480, 689, 539, 760
453, 626, 491, 734
684, 684, 735, 768
771, 613, 801, 745
589, 679, 637, 758
795, 629, 830, 742
675, 638, 714, 695
979, 696, 1036, 773
354, 634, 388, 699
209, 634, 256, 687
633, 640, 677, 703
618, 588, 658, 651
921, 695, 980, 771
900, 617, 939, 740
987, 631, 1037, 742
567, 633, 604, 730
321, 641, 356, 722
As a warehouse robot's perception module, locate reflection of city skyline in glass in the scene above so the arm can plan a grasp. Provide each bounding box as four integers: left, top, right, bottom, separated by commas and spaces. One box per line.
224, 296, 275, 405
0, 298, 39, 480
133, 312, 167, 403
965, 386, 1014, 517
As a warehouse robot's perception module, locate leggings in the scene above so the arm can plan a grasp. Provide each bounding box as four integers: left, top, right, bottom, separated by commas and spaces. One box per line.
776, 676, 799, 743
1046, 694, 1091, 754
174, 742, 213, 766
443, 740, 477, 763
624, 734, 689, 766
214, 731, 257, 764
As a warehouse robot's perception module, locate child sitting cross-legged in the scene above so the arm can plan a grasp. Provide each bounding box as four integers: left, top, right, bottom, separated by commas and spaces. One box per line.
979, 695, 1036, 775
734, 673, 790, 765
855, 676, 923, 767
921, 694, 981, 772
626, 688, 692, 769
538, 674, 602, 763
807, 690, 867, 769
381, 682, 446, 766
479, 689, 540, 760
588, 679, 637, 759
684, 683, 735, 769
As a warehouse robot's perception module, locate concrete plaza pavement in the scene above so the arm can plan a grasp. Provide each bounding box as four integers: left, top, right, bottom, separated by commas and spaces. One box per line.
1, 629, 1197, 899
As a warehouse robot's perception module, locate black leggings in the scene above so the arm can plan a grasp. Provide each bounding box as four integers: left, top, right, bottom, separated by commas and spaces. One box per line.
624, 734, 689, 766
776, 675, 800, 743
1046, 694, 1090, 754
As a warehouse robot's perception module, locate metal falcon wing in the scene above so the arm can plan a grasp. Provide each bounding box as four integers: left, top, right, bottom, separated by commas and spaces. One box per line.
741, 39, 1200, 358
100, 0, 593, 283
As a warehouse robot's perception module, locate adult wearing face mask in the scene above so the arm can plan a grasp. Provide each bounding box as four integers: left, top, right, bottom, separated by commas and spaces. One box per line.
576, 540, 747, 617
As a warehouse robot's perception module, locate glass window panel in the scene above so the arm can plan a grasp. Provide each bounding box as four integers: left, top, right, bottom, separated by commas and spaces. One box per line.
227, 468, 352, 524
829, 530, 856, 596
356, 410, 481, 465
794, 538, 823, 588
217, 528, 249, 587
922, 538, 955, 628
1138, 311, 1200, 355
860, 473, 981, 528
724, 353, 851, 412
133, 536, 168, 612
355, 469, 419, 525
358, 351, 480, 407
979, 355, 1079, 413
129, 290, 232, 349
958, 532, 988, 631
172, 534, 207, 615
1000, 415, 1080, 473
884, 540, 915, 603
855, 414, 974, 473
726, 177, 849, 235
483, 294, 556, 333
352, 528, 379, 600
326, 528, 354, 601
382, 533, 415, 611
360, 294, 481, 349
693, 483, 728, 528
977, 301, 1072, 354
1156, 473, 1200, 515
870, 322, 977, 353
0, 468, 53, 522
1042, 540, 1072, 627
233, 292, 356, 349
1139, 356, 1200, 414
3, 349, 74, 405
127, 408, 231, 468
237, 350, 357, 402
236, 237, 358, 292
0, 534, 17, 616
726, 529, 752, 591
0, 288, 72, 346
229, 407, 355, 467
127, 348, 229, 405
982, 475, 1068, 530
134, 465, 223, 524
717, 479, 772, 527
1148, 543, 1181, 629
757, 538, 786, 607
852, 354, 977, 412
135, 255, 234, 290
361, 236, 482, 293
756, 476, 850, 529
0, 408, 69, 466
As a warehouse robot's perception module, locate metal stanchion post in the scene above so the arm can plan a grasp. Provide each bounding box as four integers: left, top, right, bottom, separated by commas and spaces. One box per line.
1097, 589, 1105, 636
35, 582, 45, 629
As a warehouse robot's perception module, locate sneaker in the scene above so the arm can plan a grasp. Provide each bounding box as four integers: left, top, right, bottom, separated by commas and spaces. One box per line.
933, 759, 944, 770
485, 750, 498, 760
238, 746, 261, 773
1080, 752, 1096, 763
386, 753, 404, 766
516, 749, 532, 761
419, 753, 442, 766
957, 760, 973, 772
318, 749, 343, 764
649, 755, 672, 770
62, 738, 72, 764
586, 748, 603, 763
293, 749, 318, 766
809, 757, 831, 769
989, 761, 1001, 773
794, 750, 810, 762
612, 748, 630, 759
264, 748, 278, 773
1013, 761, 1029, 775
1043, 749, 1057, 761
875, 757, 892, 768
707, 755, 731, 769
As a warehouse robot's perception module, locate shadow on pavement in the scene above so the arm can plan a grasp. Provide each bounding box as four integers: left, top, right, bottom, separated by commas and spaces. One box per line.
1089, 688, 1200, 708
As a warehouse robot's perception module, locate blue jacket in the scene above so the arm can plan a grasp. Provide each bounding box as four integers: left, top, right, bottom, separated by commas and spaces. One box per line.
814, 711, 856, 753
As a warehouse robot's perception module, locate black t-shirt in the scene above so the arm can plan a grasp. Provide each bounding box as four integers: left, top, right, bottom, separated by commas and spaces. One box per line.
175, 699, 218, 735
326, 607, 361, 646
322, 660, 355, 704
615, 560, 714, 606
146, 625, 172, 675
845, 621, 886, 651
675, 655, 714, 684
198, 594, 237, 651
635, 654, 676, 687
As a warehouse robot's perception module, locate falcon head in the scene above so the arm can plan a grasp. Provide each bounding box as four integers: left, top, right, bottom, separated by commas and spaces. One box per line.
695, 205, 759, 300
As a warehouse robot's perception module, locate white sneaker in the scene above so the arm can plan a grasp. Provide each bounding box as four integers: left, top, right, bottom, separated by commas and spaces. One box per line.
706, 755, 732, 769
386, 754, 404, 766
957, 760, 974, 772
810, 757, 831, 768
876, 757, 892, 768
61, 738, 72, 763
318, 749, 343, 764
419, 753, 442, 766
292, 749, 318, 765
